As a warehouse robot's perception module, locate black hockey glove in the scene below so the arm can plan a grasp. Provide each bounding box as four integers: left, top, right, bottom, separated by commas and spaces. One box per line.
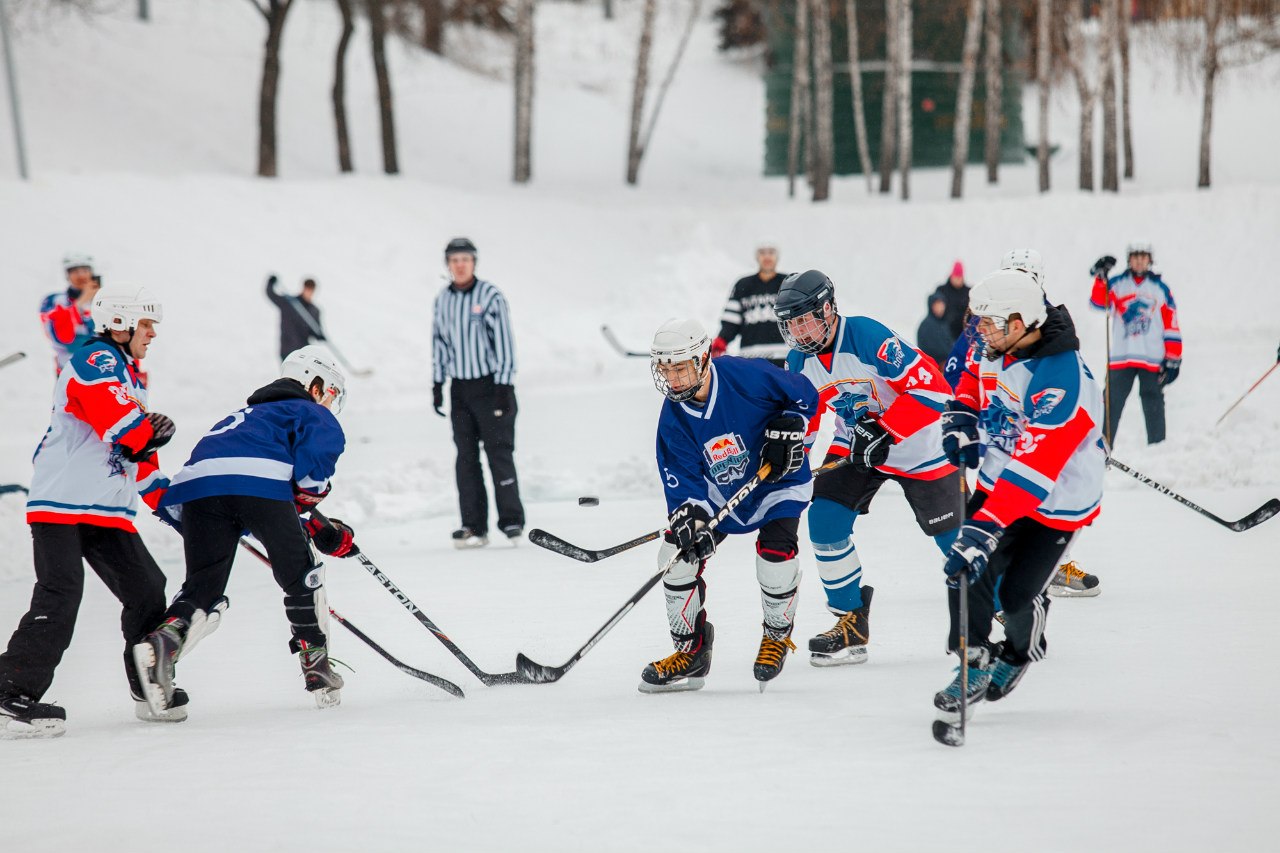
293, 482, 331, 515
122, 412, 175, 463
761, 414, 806, 483
1089, 255, 1117, 278
669, 502, 716, 563
1159, 357, 1181, 387
305, 516, 358, 558
267, 274, 279, 289
941, 402, 980, 470
943, 519, 1003, 588
849, 417, 893, 471
432, 383, 446, 417
493, 384, 516, 418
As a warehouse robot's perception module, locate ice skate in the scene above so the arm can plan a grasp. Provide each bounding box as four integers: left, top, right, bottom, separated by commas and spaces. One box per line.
754, 626, 797, 691
638, 624, 714, 694
297, 640, 344, 709
501, 524, 523, 544
986, 654, 1029, 702
0, 694, 66, 739
933, 646, 994, 725
1047, 561, 1100, 598
808, 586, 873, 667
452, 527, 489, 550
132, 616, 188, 716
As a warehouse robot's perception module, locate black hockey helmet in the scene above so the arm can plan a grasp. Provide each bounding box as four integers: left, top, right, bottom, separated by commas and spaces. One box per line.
445, 237, 478, 260
775, 270, 838, 354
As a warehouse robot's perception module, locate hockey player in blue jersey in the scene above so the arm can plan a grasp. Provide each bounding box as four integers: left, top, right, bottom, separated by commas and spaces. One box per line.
133, 346, 357, 713
641, 318, 820, 693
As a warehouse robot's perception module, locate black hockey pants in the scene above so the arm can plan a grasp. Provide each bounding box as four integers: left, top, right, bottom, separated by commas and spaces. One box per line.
167, 495, 327, 649
0, 523, 167, 701
450, 375, 525, 535
1108, 366, 1165, 444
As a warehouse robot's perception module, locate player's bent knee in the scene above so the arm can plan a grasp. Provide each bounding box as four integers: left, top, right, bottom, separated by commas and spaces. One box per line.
808, 498, 857, 545
756, 550, 800, 594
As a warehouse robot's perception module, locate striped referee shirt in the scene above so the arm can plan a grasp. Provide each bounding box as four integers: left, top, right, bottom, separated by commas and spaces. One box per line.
431, 278, 516, 386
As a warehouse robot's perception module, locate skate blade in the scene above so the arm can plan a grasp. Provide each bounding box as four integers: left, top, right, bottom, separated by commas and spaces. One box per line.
637, 676, 705, 694
453, 538, 489, 550
134, 700, 188, 724
1046, 585, 1101, 598
809, 647, 868, 667
0, 717, 66, 739
932, 718, 965, 747
312, 687, 341, 709
131, 642, 169, 716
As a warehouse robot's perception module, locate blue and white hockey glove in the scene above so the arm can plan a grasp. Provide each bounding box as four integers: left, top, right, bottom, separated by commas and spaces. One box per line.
849, 417, 893, 471
1159, 357, 1181, 387
669, 502, 716, 563
940, 403, 980, 470
761, 414, 806, 483
943, 519, 1003, 587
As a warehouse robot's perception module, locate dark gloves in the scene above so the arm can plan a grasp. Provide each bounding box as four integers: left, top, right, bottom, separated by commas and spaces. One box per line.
293, 482, 331, 515
122, 412, 175, 463
669, 502, 716, 563
493, 384, 516, 417
849, 417, 893, 471
433, 383, 446, 417
1090, 256, 1117, 278
761, 414, 806, 483
943, 519, 1004, 587
305, 516, 358, 557
267, 274, 279, 289
941, 403, 980, 469
710, 337, 729, 358
1159, 358, 1181, 386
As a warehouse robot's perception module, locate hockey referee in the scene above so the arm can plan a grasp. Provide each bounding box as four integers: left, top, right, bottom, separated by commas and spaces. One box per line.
431, 237, 525, 549
711, 242, 790, 367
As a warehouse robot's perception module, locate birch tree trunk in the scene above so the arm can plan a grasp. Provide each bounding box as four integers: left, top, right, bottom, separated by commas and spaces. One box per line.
810, 0, 834, 201
982, 0, 1001, 184
949, 0, 983, 199
638, 0, 703, 161
1036, 0, 1050, 192
625, 0, 657, 185
896, 0, 911, 200
844, 0, 873, 191
332, 0, 355, 173
253, 0, 294, 178
877, 0, 897, 194
420, 0, 445, 54
369, 0, 399, 174
1100, 0, 1119, 192
513, 0, 535, 183
1065, 2, 1096, 191
787, 0, 811, 198
1118, 0, 1133, 179
1198, 0, 1221, 188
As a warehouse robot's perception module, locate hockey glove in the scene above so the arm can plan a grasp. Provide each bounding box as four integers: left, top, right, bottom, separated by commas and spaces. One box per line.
710, 337, 729, 358
293, 482, 331, 514
849, 417, 893, 471
940, 403, 980, 470
493, 384, 516, 418
943, 519, 1004, 587
267, 274, 279, 290
669, 502, 716, 563
432, 383, 446, 417
761, 414, 807, 483
305, 516, 358, 558
1089, 255, 1117, 278
1159, 357, 1181, 386
121, 412, 175, 463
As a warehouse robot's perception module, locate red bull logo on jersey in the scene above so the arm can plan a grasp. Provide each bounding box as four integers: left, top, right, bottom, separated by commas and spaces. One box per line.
86, 350, 118, 374
877, 337, 905, 369
702, 433, 750, 485
1030, 388, 1066, 418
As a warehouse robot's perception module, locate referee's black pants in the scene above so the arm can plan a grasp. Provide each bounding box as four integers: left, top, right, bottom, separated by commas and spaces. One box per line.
0, 522, 167, 701
450, 375, 525, 535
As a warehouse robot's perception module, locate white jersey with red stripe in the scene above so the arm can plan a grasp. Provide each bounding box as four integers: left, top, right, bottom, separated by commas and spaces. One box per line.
1090, 270, 1182, 371
954, 307, 1105, 531
786, 315, 954, 480
26, 337, 168, 531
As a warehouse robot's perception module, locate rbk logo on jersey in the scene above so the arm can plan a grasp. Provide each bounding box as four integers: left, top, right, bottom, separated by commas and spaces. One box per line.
703, 433, 750, 485
87, 350, 118, 374
876, 337, 905, 369
1030, 388, 1066, 418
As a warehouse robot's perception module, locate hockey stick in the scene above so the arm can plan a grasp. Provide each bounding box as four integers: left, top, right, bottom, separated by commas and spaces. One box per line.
0, 484, 28, 496
600, 325, 649, 359
284, 295, 374, 378
0, 351, 26, 369
528, 456, 854, 565
1216, 361, 1278, 426
1107, 458, 1280, 532
515, 462, 772, 684
328, 608, 465, 698
934, 473, 970, 748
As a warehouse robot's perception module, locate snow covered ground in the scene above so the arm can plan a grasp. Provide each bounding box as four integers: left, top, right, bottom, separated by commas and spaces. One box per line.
0, 2, 1278, 851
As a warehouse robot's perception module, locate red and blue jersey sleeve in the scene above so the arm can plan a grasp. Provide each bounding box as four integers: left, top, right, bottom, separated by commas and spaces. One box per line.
1089, 275, 1110, 310
1152, 277, 1182, 360
63, 344, 154, 457
845, 316, 951, 442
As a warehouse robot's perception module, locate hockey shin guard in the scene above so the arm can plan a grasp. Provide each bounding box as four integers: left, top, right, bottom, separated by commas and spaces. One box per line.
756, 547, 800, 639
284, 564, 329, 649
809, 499, 863, 613
658, 540, 706, 652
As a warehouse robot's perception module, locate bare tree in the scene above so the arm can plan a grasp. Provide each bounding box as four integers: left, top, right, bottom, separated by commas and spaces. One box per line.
982, 0, 1001, 184
626, 0, 657, 185
810, 0, 834, 201
843, 0, 873, 191
369, 0, 399, 174
421, 0, 445, 53
1036, 0, 1050, 192
248, 0, 294, 178
513, 0, 535, 183
332, 0, 356, 173
1118, 1, 1133, 179
1100, 0, 1119, 192
877, 0, 897, 194
949, 0, 983, 199
1063, 1, 1097, 191
896, 0, 911, 200
787, 0, 811, 198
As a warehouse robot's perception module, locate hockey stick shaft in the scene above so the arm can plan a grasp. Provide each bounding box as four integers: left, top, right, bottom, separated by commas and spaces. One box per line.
1215, 362, 1278, 426
958, 474, 969, 743
515, 463, 772, 683
328, 607, 465, 698
600, 325, 649, 358
1107, 457, 1280, 532
0, 351, 25, 369
285, 296, 372, 377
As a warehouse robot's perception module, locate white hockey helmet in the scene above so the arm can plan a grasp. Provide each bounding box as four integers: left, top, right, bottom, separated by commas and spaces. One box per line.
999, 248, 1045, 288
650, 317, 711, 403
63, 251, 94, 272
1126, 240, 1153, 258
969, 269, 1048, 331
92, 288, 163, 333
282, 345, 347, 413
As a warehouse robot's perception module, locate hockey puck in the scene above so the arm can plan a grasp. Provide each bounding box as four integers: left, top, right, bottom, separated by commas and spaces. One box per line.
578, 496, 600, 507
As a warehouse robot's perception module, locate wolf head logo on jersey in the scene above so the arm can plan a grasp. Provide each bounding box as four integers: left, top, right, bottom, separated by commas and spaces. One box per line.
1115, 294, 1153, 336
876, 337, 906, 369
86, 350, 118, 374
702, 433, 750, 486
1030, 388, 1066, 419
830, 390, 872, 422
982, 397, 1025, 454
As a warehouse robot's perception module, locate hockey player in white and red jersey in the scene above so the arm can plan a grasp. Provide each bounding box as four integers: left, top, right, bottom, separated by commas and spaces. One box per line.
0, 289, 179, 738
38, 252, 101, 375
933, 268, 1105, 725
774, 270, 962, 666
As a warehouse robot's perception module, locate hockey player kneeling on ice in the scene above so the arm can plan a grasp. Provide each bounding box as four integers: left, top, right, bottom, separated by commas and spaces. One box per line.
133, 346, 356, 714
935, 269, 1105, 725
775, 271, 962, 667
640, 318, 819, 694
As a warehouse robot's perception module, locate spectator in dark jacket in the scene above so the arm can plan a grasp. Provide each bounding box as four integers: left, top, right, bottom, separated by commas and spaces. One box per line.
931, 260, 970, 344
916, 293, 952, 367
266, 276, 326, 361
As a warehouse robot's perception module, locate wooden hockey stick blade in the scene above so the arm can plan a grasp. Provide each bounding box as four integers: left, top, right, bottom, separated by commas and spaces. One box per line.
528, 527, 662, 563
600, 325, 649, 358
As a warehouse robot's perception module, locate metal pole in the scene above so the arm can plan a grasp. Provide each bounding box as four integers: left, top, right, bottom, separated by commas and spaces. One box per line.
0, 0, 28, 180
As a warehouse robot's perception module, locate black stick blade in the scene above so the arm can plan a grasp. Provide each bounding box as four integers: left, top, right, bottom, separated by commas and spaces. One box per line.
528, 529, 598, 563
1232, 499, 1280, 532
515, 652, 565, 684
932, 719, 965, 747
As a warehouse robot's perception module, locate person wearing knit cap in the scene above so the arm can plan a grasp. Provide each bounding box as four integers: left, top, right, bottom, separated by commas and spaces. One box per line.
931, 260, 971, 347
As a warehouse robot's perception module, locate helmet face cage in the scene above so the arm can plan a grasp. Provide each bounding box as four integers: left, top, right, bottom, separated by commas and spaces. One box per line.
651, 354, 707, 403
777, 302, 834, 355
